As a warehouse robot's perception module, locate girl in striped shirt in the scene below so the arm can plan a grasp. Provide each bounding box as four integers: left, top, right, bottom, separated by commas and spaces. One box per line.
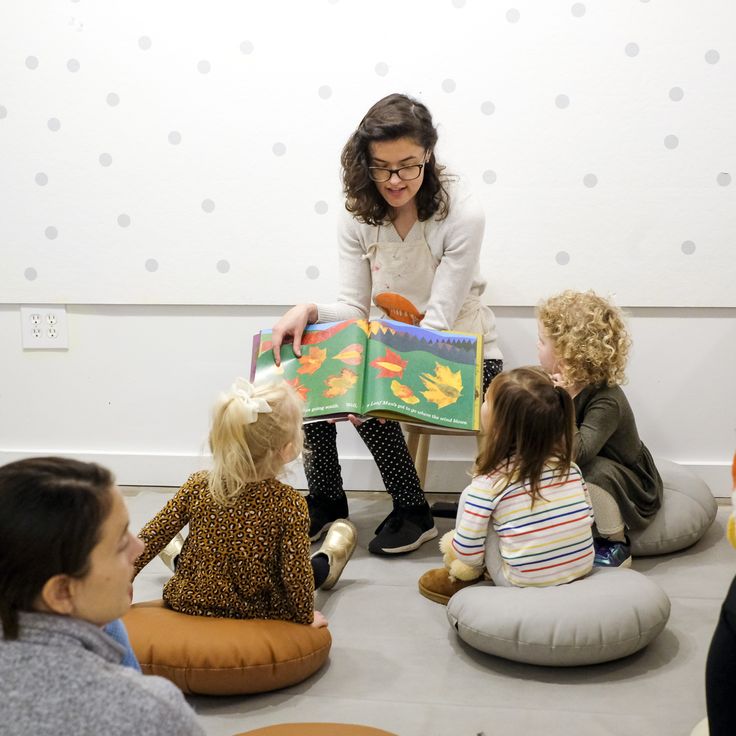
423, 367, 594, 599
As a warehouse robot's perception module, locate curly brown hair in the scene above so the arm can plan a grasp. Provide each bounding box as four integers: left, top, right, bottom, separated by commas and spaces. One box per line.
475, 367, 575, 504
340, 93, 449, 225
537, 290, 631, 388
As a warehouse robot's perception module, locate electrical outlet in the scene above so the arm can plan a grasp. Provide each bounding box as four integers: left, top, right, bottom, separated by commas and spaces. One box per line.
20, 305, 69, 349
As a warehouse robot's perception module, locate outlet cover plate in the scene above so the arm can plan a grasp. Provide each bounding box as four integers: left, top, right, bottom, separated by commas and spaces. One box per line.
20, 305, 69, 349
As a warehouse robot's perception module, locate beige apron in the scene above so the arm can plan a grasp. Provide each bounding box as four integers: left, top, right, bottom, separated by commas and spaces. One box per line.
362, 221, 490, 338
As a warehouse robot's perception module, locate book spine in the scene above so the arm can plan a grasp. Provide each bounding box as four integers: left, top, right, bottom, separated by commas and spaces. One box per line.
250, 333, 260, 382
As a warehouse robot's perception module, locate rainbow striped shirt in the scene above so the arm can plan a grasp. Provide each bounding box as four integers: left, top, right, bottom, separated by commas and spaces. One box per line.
452, 463, 594, 587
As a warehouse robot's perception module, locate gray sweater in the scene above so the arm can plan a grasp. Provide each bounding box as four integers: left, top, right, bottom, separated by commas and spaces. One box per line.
0, 612, 205, 736
317, 177, 502, 360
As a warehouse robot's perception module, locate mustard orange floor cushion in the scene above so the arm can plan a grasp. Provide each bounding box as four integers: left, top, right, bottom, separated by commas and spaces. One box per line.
235, 725, 398, 736
123, 600, 331, 696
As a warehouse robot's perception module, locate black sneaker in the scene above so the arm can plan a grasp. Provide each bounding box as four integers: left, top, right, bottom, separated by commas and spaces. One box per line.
368, 502, 438, 555
306, 493, 349, 542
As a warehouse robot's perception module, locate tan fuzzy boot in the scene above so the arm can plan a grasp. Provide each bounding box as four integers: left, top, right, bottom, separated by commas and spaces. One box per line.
417, 567, 485, 605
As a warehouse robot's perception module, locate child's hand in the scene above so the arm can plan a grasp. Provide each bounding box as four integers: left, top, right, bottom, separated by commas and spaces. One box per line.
310, 610, 329, 628
549, 372, 566, 388
550, 372, 585, 399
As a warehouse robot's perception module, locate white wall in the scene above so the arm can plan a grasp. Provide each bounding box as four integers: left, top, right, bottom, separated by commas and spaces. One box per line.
1, 304, 733, 495
2, 1, 736, 306
1, 2, 734, 494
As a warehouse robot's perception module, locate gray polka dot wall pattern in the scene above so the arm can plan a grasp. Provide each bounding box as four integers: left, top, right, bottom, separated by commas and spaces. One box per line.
0, 1, 732, 306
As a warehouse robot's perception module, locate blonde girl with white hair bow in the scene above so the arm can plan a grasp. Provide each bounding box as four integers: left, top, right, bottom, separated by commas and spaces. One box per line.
132, 379, 357, 627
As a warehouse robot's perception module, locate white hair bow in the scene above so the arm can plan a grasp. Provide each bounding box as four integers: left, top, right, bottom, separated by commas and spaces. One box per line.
231, 378, 272, 424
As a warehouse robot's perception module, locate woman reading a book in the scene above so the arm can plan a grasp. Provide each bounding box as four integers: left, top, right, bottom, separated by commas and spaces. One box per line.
271, 93, 503, 555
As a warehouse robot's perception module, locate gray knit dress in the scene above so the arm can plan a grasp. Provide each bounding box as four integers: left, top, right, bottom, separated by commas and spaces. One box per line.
574, 383, 663, 530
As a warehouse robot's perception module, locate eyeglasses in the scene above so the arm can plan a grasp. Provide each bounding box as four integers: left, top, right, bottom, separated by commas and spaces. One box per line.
367, 156, 428, 183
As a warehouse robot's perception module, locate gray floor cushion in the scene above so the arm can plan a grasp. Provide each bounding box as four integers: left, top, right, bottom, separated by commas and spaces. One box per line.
446, 567, 670, 666
629, 458, 717, 556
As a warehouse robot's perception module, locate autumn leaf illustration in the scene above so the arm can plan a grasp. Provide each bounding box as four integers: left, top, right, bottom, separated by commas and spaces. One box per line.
323, 369, 358, 398
372, 322, 396, 336
333, 343, 364, 366
390, 380, 420, 405
286, 377, 309, 402
301, 321, 352, 345
420, 363, 463, 409
369, 348, 408, 379
296, 346, 327, 375
357, 320, 397, 337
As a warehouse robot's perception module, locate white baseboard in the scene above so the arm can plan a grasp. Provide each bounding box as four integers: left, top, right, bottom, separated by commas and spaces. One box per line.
0, 451, 731, 497
679, 463, 732, 497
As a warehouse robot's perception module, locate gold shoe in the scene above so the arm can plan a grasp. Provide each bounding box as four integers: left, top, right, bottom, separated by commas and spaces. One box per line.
159, 533, 184, 572
418, 567, 484, 606
314, 519, 358, 591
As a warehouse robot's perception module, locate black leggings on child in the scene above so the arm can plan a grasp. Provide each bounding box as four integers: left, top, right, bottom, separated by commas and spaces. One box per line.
311, 553, 329, 589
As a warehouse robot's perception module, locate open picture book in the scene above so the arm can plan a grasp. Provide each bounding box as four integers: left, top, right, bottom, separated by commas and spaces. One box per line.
251, 318, 482, 431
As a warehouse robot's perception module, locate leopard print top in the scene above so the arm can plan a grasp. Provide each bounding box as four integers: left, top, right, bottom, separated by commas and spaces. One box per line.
134, 471, 314, 624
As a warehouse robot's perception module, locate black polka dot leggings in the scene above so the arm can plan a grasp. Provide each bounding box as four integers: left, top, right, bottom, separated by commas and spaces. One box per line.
303, 359, 503, 509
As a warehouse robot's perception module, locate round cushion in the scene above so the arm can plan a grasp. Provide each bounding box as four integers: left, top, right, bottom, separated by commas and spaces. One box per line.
629, 458, 717, 556
123, 600, 331, 696
689, 717, 709, 736
235, 725, 397, 736
446, 568, 670, 666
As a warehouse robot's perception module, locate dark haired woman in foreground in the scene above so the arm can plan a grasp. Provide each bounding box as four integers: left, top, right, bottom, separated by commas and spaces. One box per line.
0, 457, 204, 736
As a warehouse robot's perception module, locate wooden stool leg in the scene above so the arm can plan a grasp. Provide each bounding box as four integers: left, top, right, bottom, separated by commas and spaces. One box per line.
415, 434, 430, 488
431, 434, 482, 519
405, 428, 420, 463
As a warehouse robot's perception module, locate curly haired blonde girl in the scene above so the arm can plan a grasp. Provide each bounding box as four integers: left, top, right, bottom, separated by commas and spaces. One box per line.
536, 290, 631, 388
535, 290, 663, 564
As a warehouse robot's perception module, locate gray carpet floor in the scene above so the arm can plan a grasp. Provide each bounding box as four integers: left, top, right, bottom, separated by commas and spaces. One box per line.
127, 488, 730, 736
